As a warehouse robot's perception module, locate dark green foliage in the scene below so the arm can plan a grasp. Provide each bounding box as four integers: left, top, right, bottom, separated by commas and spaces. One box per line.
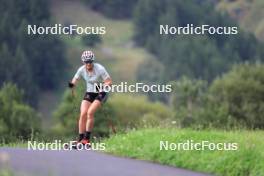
0, 0, 67, 105
134, 0, 264, 85
172, 64, 264, 129
171, 76, 208, 127
81, 34, 102, 47
136, 59, 168, 102
0, 83, 41, 142
83, 0, 138, 19
133, 0, 165, 45
209, 63, 264, 129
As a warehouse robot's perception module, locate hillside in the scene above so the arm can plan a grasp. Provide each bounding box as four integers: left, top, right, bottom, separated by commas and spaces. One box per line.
50, 0, 153, 82
217, 0, 264, 41
38, 0, 154, 118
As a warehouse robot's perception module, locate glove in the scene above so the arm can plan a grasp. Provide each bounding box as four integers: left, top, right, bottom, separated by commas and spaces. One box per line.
68, 82, 74, 88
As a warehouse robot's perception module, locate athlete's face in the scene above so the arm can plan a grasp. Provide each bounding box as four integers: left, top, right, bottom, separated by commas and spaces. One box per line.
85, 62, 93, 70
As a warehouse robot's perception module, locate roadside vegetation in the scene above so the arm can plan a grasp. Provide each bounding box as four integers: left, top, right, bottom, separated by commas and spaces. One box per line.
103, 128, 264, 176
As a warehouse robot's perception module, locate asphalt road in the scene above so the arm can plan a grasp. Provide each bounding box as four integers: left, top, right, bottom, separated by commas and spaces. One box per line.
0, 148, 211, 176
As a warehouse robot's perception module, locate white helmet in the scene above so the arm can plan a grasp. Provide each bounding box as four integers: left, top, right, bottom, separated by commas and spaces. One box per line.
81, 50, 95, 63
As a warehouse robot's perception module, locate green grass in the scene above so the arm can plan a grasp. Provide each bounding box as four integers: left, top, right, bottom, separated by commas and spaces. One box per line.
0, 142, 27, 148
103, 128, 264, 176
0, 169, 14, 176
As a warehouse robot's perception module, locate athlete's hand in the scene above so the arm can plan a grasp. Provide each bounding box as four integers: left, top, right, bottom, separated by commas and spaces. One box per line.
68, 82, 74, 88
104, 78, 112, 86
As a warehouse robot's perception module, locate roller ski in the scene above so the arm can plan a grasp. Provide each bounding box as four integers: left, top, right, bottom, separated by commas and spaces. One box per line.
64, 139, 91, 150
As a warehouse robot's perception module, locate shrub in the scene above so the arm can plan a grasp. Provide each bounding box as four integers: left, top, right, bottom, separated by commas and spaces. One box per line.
0, 83, 41, 142
172, 64, 264, 129
109, 94, 173, 129
209, 63, 264, 129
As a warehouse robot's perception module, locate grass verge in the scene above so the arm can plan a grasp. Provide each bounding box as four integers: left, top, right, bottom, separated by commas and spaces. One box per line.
103, 128, 264, 176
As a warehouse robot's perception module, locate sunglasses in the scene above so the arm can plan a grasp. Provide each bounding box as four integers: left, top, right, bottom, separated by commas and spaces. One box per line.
84, 60, 94, 64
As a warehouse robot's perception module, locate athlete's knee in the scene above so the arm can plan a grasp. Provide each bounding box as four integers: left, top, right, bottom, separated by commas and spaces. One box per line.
80, 112, 87, 120
87, 109, 94, 119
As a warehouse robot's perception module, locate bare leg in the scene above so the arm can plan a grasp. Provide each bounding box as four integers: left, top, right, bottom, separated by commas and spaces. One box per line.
79, 100, 91, 134
86, 100, 101, 131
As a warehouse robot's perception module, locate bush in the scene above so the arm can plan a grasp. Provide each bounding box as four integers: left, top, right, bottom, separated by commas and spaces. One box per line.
171, 76, 208, 128
0, 83, 41, 142
9, 103, 40, 138
172, 64, 264, 129
109, 94, 173, 129
208, 63, 264, 129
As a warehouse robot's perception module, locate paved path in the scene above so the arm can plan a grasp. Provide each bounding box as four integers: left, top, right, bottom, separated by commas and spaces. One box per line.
0, 148, 211, 176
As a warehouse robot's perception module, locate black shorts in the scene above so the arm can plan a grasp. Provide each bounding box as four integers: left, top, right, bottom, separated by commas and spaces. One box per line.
83, 92, 108, 103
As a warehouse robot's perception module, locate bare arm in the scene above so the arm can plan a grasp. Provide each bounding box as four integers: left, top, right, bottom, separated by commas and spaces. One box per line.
104, 77, 112, 86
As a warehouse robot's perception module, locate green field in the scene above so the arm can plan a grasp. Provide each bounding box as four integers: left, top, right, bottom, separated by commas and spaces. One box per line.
103, 128, 264, 176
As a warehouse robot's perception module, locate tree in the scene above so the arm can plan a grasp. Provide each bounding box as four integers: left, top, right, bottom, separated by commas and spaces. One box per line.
133, 0, 264, 91
0, 0, 67, 105
83, 0, 139, 19
81, 34, 102, 47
